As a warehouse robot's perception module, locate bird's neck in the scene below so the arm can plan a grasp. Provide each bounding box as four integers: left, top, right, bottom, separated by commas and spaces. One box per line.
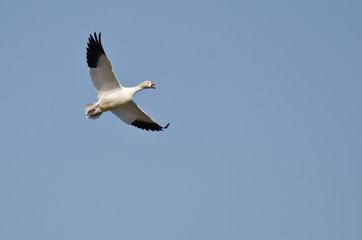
130, 84, 145, 96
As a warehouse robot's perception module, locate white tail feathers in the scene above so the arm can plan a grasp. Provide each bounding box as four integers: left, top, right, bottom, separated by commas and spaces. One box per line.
85, 103, 102, 119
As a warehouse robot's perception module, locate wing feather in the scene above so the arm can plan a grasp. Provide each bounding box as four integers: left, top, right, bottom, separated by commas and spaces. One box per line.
111, 101, 169, 131
86, 32, 122, 96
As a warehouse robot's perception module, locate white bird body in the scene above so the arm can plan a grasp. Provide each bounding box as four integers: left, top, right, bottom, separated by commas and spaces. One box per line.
85, 32, 169, 131
99, 88, 133, 111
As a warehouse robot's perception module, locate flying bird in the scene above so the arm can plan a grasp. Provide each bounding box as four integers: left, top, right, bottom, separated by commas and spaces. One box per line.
85, 32, 169, 131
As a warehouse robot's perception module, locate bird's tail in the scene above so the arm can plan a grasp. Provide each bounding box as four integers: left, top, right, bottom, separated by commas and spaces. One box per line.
85, 103, 102, 119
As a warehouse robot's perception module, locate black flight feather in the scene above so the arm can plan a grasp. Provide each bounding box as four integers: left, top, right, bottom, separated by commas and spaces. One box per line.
86, 32, 106, 68
131, 120, 170, 131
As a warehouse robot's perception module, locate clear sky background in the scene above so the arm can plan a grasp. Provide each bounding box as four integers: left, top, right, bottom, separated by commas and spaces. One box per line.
0, 0, 361, 239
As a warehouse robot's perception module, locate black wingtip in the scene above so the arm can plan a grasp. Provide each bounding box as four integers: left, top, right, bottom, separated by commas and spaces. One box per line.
86, 32, 105, 68
131, 120, 170, 132
93, 32, 101, 42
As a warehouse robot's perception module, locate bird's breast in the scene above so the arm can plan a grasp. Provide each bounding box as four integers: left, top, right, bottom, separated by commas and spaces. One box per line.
99, 91, 132, 111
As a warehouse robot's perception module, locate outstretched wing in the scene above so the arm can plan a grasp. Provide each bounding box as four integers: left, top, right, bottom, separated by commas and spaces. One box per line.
87, 32, 122, 97
111, 101, 169, 131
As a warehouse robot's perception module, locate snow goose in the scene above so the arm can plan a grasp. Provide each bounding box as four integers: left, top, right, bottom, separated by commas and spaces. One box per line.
85, 32, 169, 131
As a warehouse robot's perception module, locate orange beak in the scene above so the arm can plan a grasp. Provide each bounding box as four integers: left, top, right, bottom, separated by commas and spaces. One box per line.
151, 82, 156, 88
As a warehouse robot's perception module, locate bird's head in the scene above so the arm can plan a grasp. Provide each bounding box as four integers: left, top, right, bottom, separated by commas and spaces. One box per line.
141, 80, 156, 89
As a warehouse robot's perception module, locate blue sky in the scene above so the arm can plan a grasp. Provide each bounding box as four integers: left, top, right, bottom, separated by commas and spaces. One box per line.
1, 0, 361, 239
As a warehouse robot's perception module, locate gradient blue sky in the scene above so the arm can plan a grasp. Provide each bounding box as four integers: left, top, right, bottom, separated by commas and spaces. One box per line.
1, 0, 361, 239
